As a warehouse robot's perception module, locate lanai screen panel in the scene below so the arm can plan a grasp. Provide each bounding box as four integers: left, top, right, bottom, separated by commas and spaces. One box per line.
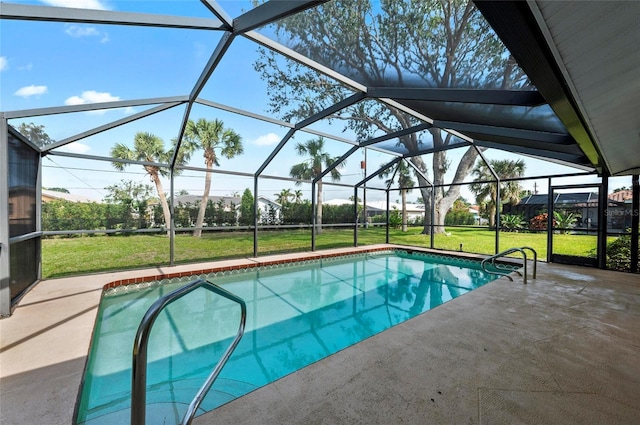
7, 129, 39, 300
254, 0, 529, 89
8, 131, 38, 237
252, 0, 585, 165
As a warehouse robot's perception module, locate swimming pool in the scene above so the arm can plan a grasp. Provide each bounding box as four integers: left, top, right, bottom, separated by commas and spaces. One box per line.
75, 250, 506, 424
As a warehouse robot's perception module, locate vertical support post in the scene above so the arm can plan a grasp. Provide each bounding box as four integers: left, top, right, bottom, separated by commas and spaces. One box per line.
495, 180, 501, 254
253, 177, 258, 257
36, 150, 42, 280
362, 148, 367, 228
169, 169, 175, 266
430, 186, 435, 249
546, 178, 553, 263
354, 187, 359, 247
385, 189, 390, 244
311, 181, 316, 251
597, 172, 609, 269
0, 116, 11, 317
631, 175, 639, 273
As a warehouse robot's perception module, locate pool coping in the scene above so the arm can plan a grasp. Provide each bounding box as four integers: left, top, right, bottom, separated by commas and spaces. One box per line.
101, 245, 519, 292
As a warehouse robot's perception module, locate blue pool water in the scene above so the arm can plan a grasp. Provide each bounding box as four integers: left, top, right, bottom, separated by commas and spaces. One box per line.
75, 251, 503, 424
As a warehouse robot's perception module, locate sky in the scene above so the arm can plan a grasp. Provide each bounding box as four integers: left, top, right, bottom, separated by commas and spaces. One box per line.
2, 0, 625, 205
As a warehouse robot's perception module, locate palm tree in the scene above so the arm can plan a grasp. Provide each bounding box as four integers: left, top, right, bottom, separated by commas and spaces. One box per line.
183, 118, 243, 237
380, 160, 415, 231
293, 189, 304, 203
289, 137, 343, 234
275, 188, 293, 206
111, 132, 187, 231
470, 159, 526, 228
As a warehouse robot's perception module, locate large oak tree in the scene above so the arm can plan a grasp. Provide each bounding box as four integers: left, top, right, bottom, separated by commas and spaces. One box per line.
254, 0, 529, 233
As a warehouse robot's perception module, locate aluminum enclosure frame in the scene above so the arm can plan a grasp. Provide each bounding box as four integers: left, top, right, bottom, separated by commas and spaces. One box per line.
2, 0, 637, 317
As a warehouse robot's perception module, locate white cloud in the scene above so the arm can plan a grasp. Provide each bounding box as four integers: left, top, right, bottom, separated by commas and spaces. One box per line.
18, 63, 33, 71
65, 25, 100, 38
14, 85, 48, 97
65, 90, 120, 114
65, 90, 119, 105
41, 0, 110, 10
0, 56, 7, 71
64, 24, 109, 42
253, 133, 281, 146
59, 142, 91, 154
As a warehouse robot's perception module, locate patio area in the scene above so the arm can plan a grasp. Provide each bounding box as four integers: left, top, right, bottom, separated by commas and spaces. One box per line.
1, 246, 639, 424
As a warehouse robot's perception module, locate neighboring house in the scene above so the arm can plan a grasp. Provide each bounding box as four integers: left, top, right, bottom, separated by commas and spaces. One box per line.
41, 189, 97, 203
609, 189, 632, 203
257, 196, 282, 225
173, 194, 240, 209
324, 198, 424, 221
169, 194, 281, 226
8, 186, 36, 235
606, 190, 634, 230
503, 191, 634, 230
366, 201, 424, 221
468, 205, 486, 225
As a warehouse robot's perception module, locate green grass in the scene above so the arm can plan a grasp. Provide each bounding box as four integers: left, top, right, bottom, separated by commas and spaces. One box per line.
41, 226, 603, 278
391, 227, 599, 259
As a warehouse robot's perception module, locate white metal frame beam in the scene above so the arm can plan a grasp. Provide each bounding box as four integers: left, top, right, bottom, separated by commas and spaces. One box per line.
0, 3, 224, 30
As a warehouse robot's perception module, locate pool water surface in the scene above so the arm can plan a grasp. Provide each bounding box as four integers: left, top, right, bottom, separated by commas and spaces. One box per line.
75, 251, 502, 424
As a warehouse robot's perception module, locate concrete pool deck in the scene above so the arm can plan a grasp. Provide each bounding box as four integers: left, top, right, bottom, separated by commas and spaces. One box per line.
1, 245, 639, 424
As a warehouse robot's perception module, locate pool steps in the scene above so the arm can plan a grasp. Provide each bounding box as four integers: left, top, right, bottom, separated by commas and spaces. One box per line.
481, 246, 537, 284
131, 279, 247, 425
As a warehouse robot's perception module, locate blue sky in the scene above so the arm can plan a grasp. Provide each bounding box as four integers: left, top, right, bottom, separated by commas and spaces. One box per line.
1, 0, 619, 203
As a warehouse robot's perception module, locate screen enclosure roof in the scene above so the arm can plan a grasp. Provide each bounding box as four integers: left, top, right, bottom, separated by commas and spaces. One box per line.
1, 0, 638, 178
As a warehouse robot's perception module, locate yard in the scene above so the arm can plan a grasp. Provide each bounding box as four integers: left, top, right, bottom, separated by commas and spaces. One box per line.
41, 226, 602, 278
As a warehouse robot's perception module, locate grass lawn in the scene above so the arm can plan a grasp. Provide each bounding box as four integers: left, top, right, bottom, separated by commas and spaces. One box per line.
41, 226, 601, 278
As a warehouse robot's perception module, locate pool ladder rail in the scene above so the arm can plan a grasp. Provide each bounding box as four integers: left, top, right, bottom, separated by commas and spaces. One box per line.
481, 246, 537, 284
130, 278, 247, 425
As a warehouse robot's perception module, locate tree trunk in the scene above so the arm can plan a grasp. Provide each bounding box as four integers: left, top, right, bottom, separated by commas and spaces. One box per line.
316, 180, 323, 234
194, 159, 213, 237
150, 171, 171, 236
407, 155, 433, 235
401, 188, 407, 232
416, 138, 484, 235
488, 203, 497, 228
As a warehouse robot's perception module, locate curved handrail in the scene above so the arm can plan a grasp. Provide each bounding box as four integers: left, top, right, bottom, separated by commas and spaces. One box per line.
520, 246, 537, 279
481, 246, 537, 284
131, 279, 247, 425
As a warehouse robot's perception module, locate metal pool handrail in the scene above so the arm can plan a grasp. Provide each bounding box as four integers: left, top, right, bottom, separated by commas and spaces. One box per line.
481, 246, 537, 284
131, 279, 247, 425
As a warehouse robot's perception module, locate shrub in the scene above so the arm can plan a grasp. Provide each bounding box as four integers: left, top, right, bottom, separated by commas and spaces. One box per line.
445, 209, 476, 226
605, 231, 638, 272
553, 211, 578, 233
388, 208, 402, 229
501, 214, 525, 232
529, 212, 556, 230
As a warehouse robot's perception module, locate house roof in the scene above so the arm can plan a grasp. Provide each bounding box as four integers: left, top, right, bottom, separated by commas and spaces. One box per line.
257, 196, 281, 207
517, 191, 633, 207
174, 195, 240, 206
172, 194, 280, 207
325, 199, 424, 213
609, 190, 633, 203
41, 189, 98, 203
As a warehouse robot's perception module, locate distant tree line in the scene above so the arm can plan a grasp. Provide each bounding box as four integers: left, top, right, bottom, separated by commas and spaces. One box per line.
42, 201, 138, 232
42, 179, 369, 233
